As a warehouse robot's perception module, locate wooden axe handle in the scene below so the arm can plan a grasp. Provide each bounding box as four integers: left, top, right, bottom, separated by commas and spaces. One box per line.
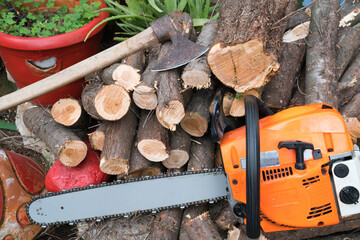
0, 27, 158, 112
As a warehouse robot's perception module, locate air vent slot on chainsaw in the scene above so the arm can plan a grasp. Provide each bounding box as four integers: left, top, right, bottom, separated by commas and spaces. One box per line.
302, 176, 320, 186
262, 167, 293, 181
307, 203, 332, 219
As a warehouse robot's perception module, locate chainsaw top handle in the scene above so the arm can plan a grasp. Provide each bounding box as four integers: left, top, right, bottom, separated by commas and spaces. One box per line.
244, 95, 261, 239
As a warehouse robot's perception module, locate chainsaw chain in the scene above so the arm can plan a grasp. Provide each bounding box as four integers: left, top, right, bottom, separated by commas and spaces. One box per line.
26, 168, 226, 227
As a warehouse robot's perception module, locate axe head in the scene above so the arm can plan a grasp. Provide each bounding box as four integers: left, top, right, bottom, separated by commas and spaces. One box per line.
150, 14, 209, 71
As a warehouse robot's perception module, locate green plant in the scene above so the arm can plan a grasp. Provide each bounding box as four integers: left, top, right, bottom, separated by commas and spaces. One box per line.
87, 0, 219, 41
0, 0, 101, 37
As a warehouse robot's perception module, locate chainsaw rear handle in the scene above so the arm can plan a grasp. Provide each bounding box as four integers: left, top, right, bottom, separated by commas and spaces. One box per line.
244, 95, 261, 239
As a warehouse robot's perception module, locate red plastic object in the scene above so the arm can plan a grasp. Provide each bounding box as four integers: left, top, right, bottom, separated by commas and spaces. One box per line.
45, 146, 109, 192
0, 0, 109, 106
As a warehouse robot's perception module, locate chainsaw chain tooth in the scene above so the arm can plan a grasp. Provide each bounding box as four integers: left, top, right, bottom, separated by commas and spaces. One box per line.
26, 168, 226, 226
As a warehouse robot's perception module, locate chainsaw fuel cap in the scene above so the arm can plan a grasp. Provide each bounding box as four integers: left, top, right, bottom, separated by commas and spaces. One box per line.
340, 186, 359, 204
334, 164, 349, 178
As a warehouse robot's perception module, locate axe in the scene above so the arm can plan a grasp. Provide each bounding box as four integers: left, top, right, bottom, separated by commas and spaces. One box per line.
0, 14, 208, 112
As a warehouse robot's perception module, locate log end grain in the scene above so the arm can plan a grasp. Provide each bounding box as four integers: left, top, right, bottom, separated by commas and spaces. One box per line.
180, 112, 208, 137
182, 69, 211, 89
112, 64, 141, 91
88, 129, 105, 151
51, 98, 82, 126
94, 85, 130, 121
133, 91, 158, 110
58, 140, 88, 167
208, 40, 279, 93
162, 150, 189, 169
283, 21, 310, 43
344, 117, 360, 144
100, 157, 129, 175
156, 100, 185, 131
138, 139, 169, 162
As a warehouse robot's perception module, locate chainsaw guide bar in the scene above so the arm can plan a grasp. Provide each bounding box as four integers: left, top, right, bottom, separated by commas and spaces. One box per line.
26, 168, 228, 227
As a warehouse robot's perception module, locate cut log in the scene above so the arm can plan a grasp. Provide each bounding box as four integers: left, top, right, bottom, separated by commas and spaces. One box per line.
100, 109, 138, 175
289, 67, 306, 107
262, 23, 308, 110
230, 89, 260, 117
162, 126, 191, 169
137, 110, 170, 162
156, 42, 185, 131
209, 91, 235, 117
81, 82, 130, 121
343, 117, 360, 144
87, 122, 106, 151
338, 44, 360, 106
134, 45, 161, 95
179, 205, 208, 240
132, 91, 158, 110
286, 11, 309, 30
339, 0, 360, 27
340, 92, 360, 119
336, 24, 360, 79
305, 0, 340, 108
51, 98, 89, 129
23, 106, 87, 167
180, 89, 214, 137
101, 51, 145, 91
215, 205, 238, 230
182, 19, 219, 89
184, 211, 222, 240
207, 0, 294, 93
45, 145, 109, 192
188, 134, 216, 171
156, 11, 195, 131
147, 208, 183, 240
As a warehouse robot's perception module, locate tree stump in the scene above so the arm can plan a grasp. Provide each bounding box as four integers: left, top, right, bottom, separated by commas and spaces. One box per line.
207, 0, 293, 93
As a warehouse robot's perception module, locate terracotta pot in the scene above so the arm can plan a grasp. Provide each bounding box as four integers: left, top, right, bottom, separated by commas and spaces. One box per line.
0, 0, 109, 106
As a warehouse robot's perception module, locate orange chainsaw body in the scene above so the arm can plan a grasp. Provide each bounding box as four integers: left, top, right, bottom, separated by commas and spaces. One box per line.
220, 103, 353, 232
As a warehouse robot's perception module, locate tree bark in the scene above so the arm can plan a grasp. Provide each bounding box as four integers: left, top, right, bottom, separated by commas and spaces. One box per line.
81, 82, 130, 121
184, 211, 223, 240
289, 67, 306, 107
305, 0, 340, 108
100, 108, 138, 175
215, 205, 238, 230
286, 11, 309, 30
88, 122, 107, 151
336, 24, 360, 79
137, 110, 170, 162
340, 91, 360, 119
208, 0, 293, 93
338, 37, 360, 106
180, 89, 214, 137
162, 126, 191, 169
147, 208, 183, 240
188, 134, 216, 171
262, 24, 308, 110
182, 19, 219, 89
339, 0, 360, 27
23, 106, 87, 167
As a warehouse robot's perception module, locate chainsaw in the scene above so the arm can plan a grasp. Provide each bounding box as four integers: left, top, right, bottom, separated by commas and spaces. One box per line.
26, 91, 358, 239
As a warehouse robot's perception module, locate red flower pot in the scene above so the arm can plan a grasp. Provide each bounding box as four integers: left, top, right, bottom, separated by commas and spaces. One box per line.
0, 0, 109, 106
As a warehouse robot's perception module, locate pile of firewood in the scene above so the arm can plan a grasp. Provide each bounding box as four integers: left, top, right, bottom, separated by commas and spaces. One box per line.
18, 0, 360, 239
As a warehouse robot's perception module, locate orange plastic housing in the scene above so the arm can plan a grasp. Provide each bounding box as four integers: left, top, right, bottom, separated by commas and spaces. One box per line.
220, 103, 354, 232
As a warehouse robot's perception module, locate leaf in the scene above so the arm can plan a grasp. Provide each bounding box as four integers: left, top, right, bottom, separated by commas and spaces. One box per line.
0, 121, 17, 131
193, 18, 210, 27
149, 0, 163, 13
177, 0, 188, 11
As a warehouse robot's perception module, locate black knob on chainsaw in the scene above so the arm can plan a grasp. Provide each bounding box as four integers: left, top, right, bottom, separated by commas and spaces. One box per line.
340, 186, 359, 204
278, 141, 314, 170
